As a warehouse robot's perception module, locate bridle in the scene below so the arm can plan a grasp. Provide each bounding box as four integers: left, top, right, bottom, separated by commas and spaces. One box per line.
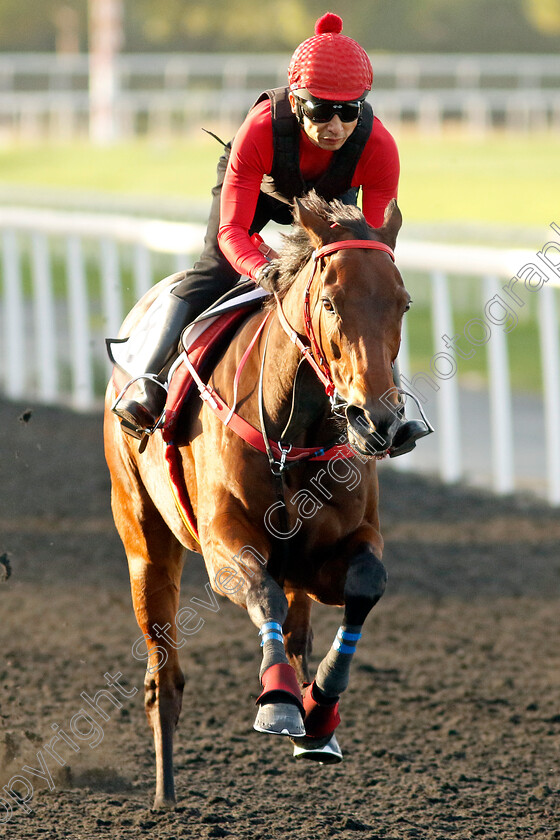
275, 238, 395, 399
262, 237, 397, 583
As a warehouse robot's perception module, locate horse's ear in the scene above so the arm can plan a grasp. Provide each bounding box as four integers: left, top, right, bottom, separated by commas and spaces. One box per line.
378, 199, 402, 251
294, 198, 335, 248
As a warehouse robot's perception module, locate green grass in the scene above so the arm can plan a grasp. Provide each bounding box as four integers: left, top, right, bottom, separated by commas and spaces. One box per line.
0, 139, 219, 200
396, 129, 559, 233
0, 130, 558, 232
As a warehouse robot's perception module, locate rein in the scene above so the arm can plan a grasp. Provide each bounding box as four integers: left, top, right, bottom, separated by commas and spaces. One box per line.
177, 238, 395, 469
177, 312, 354, 465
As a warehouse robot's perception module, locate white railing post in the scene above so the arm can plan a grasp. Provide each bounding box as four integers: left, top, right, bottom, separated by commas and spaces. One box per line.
31, 232, 58, 402
66, 235, 93, 409
391, 317, 412, 473
1, 229, 26, 399
538, 284, 560, 505
432, 271, 462, 483
484, 275, 514, 494
133, 242, 152, 299
100, 236, 123, 340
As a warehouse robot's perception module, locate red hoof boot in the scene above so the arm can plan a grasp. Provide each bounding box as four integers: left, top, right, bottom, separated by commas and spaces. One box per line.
254, 664, 305, 737
301, 681, 341, 738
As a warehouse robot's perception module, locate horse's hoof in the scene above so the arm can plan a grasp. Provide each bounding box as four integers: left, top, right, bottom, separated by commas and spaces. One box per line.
253, 701, 305, 737
152, 796, 177, 811
292, 732, 343, 764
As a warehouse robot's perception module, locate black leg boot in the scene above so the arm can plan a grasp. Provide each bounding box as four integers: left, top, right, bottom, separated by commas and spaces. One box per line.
112, 293, 196, 437
388, 360, 433, 458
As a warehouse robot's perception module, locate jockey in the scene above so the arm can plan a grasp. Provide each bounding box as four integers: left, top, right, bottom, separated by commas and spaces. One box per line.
114, 12, 430, 456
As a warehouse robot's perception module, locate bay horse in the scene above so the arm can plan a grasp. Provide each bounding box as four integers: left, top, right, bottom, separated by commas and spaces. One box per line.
103, 192, 409, 809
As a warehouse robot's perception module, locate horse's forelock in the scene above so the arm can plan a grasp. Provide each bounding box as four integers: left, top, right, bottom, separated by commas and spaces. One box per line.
266, 194, 373, 304
299, 192, 372, 237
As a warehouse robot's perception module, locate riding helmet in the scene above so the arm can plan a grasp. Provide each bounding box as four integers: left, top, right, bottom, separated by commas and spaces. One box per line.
288, 13, 373, 101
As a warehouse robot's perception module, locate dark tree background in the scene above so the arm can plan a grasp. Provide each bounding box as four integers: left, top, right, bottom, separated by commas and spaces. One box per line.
0, 0, 558, 53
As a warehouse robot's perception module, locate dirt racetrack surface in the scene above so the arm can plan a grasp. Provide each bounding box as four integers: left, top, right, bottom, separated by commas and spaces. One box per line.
1, 398, 559, 840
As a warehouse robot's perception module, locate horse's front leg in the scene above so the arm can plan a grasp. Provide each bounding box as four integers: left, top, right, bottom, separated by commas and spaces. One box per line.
316, 543, 387, 698
249, 574, 307, 738
297, 542, 387, 761
204, 512, 305, 739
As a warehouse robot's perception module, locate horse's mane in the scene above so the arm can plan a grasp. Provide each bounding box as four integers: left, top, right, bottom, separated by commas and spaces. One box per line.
265, 192, 374, 305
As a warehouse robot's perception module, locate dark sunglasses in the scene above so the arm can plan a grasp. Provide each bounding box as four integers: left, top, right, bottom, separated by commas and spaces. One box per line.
296, 97, 363, 124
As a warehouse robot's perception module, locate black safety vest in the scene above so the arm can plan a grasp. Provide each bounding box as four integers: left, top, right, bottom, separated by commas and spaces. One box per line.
253, 86, 374, 206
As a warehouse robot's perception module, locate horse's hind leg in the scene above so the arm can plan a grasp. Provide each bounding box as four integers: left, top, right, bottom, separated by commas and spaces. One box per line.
132, 541, 185, 809
283, 588, 313, 685
111, 474, 185, 809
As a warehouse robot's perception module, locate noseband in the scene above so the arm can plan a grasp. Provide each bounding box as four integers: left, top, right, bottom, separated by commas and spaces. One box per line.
276, 239, 395, 398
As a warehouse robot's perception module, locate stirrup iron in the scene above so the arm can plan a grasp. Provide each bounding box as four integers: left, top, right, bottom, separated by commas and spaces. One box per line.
111, 374, 168, 436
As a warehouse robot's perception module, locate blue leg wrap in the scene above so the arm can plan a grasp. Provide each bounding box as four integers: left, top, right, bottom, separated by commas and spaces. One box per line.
258, 621, 287, 681
315, 624, 363, 698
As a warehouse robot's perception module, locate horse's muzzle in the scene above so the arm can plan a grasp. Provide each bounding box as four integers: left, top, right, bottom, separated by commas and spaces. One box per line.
345, 404, 401, 458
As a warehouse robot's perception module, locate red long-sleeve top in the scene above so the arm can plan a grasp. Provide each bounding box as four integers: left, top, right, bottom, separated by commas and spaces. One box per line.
217, 97, 400, 280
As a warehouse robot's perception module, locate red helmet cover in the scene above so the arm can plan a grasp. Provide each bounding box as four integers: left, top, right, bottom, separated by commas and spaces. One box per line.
288, 13, 373, 101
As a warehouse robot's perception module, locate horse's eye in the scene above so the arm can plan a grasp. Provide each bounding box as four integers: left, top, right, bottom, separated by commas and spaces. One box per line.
322, 297, 335, 313
404, 299, 412, 313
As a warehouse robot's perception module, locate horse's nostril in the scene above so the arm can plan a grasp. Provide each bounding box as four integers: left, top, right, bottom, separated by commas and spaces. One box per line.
346, 405, 373, 436
346, 404, 396, 457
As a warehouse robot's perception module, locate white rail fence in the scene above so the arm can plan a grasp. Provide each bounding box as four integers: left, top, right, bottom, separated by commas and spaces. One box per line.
1, 207, 559, 504
0, 52, 559, 140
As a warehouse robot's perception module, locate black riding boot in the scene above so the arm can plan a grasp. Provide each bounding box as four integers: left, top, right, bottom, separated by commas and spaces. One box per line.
388, 361, 433, 458
113, 293, 195, 438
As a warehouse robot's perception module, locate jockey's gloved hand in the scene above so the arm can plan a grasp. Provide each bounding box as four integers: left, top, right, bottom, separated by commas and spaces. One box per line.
256, 262, 276, 293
